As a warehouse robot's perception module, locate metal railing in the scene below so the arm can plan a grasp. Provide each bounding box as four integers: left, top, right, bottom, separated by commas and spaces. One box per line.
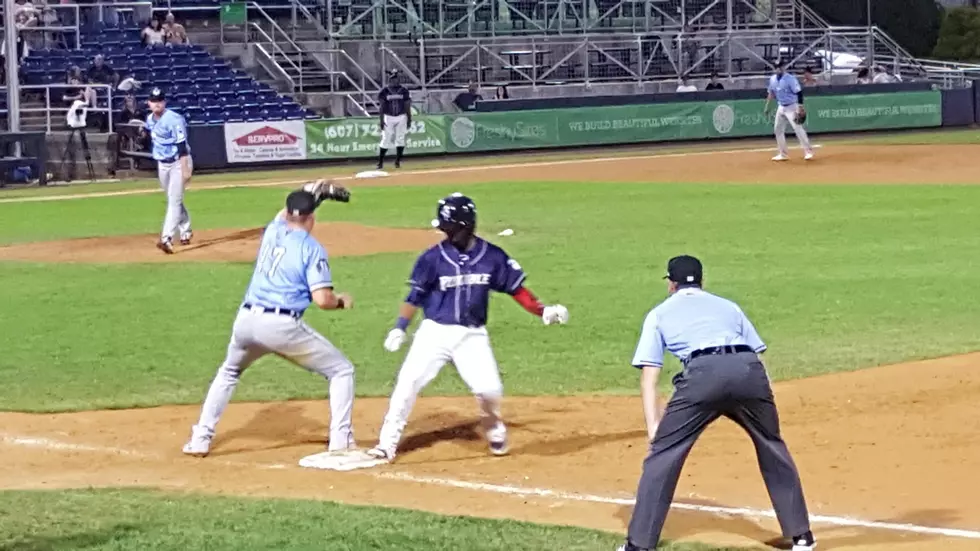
323, 0, 783, 39
248, 4, 336, 92
10, 83, 115, 134
4, 4, 83, 49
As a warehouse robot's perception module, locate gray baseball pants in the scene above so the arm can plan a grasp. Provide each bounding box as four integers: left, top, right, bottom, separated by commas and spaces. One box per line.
158, 158, 191, 242
627, 352, 811, 549
189, 307, 356, 451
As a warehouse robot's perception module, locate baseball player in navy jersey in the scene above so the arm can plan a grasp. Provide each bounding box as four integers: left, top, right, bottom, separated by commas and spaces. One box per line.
376, 70, 411, 170
142, 88, 194, 254
182, 181, 357, 457
357, 193, 569, 464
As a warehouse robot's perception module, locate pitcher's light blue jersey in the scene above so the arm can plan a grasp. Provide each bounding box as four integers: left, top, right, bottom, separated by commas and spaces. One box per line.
146, 109, 189, 161
768, 73, 802, 106
242, 216, 333, 313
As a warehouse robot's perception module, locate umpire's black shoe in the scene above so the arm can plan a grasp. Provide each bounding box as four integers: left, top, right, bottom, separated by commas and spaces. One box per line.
394, 160, 401, 168
615, 541, 647, 551
791, 531, 816, 551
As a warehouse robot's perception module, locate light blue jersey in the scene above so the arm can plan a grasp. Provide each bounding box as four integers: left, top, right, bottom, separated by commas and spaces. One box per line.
146, 109, 189, 161
242, 216, 333, 313
768, 72, 802, 107
631, 288, 766, 368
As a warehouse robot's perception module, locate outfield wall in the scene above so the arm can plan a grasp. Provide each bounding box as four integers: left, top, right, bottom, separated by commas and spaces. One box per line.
183, 84, 977, 171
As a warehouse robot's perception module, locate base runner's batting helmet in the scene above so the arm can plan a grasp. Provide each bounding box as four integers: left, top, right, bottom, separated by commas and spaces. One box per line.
432, 192, 476, 249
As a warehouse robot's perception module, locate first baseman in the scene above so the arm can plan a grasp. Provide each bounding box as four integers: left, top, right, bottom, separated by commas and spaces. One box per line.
182, 182, 356, 457
764, 61, 814, 162
362, 193, 568, 463
376, 69, 411, 170
618, 255, 814, 551
143, 88, 194, 254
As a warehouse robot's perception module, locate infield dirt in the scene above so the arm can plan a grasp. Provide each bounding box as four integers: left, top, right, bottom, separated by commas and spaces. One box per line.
1, 143, 978, 550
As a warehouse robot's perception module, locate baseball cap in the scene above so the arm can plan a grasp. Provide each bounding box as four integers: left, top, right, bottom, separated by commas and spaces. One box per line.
148, 88, 166, 102
664, 255, 703, 284
286, 190, 317, 216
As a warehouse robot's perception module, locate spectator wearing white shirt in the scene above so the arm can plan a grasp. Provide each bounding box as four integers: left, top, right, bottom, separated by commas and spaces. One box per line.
142, 18, 166, 46
676, 76, 698, 93
872, 65, 897, 84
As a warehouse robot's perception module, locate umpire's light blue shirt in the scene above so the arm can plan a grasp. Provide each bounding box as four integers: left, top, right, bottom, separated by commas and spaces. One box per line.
632, 288, 767, 368
242, 215, 333, 313
145, 109, 189, 161
768, 72, 802, 107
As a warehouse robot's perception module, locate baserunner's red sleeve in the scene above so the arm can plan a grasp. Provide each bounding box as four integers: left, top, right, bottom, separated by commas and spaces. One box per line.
512, 286, 544, 317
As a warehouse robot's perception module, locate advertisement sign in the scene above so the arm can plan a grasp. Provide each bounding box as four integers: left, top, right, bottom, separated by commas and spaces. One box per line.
305, 116, 447, 159
224, 121, 308, 164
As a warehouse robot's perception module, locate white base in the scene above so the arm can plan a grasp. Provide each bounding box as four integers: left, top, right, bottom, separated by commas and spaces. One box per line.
298, 449, 389, 471
355, 170, 389, 179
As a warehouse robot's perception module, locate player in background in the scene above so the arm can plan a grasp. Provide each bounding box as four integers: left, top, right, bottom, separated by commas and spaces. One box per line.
764, 60, 814, 162
142, 88, 193, 254
364, 193, 569, 463
182, 181, 356, 457
376, 69, 411, 170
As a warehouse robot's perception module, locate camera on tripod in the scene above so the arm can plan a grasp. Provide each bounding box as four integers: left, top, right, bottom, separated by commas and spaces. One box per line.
61, 99, 96, 182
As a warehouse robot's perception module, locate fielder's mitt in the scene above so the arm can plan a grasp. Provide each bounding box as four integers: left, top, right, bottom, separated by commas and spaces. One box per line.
797, 108, 807, 125
304, 180, 351, 205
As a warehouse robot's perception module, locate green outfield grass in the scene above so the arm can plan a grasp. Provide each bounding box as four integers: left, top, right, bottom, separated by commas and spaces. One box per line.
0, 489, 754, 551
2, 181, 980, 412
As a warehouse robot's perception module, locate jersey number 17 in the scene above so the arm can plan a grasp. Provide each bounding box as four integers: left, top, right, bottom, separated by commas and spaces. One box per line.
260, 245, 287, 277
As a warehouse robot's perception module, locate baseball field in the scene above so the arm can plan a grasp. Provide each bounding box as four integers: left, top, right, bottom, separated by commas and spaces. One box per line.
1, 130, 979, 551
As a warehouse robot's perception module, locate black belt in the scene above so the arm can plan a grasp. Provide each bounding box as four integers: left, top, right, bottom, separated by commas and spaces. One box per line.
158, 156, 178, 164
687, 345, 755, 362
242, 303, 301, 319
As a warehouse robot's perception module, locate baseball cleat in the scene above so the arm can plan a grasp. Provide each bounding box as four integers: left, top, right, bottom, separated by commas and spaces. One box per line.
366, 447, 394, 462
791, 531, 816, 551
156, 239, 175, 254
771, 154, 789, 162
803, 152, 815, 161
489, 437, 510, 456
616, 541, 647, 551
182, 434, 212, 457
179, 232, 193, 245
394, 160, 401, 168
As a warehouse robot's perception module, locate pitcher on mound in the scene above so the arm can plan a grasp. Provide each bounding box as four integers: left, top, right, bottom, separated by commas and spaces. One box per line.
365, 193, 568, 463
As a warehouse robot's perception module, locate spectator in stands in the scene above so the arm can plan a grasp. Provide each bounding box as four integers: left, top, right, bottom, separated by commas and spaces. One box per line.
494, 85, 509, 100
676, 76, 698, 93
87, 54, 119, 87
62, 75, 88, 106
66, 65, 83, 83
142, 18, 167, 46
872, 65, 897, 84
802, 67, 817, 86
856, 67, 871, 85
453, 82, 482, 111
705, 72, 724, 91
164, 12, 189, 45
117, 94, 144, 125
118, 72, 142, 93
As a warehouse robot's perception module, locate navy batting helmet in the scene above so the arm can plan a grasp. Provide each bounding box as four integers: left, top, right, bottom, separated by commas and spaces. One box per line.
432, 193, 476, 246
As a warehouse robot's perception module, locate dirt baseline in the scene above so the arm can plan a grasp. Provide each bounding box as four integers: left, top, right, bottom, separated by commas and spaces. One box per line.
0, 222, 443, 263
1, 354, 979, 550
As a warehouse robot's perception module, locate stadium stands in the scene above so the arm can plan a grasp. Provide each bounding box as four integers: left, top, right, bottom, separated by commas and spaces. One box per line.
12, 21, 320, 125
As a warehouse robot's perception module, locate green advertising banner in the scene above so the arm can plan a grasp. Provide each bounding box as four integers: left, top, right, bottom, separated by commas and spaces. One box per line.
306, 116, 447, 159
444, 91, 942, 153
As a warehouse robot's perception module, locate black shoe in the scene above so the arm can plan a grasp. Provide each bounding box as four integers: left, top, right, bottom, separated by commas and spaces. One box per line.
394, 160, 401, 168
791, 531, 816, 551
615, 541, 647, 551
376, 163, 383, 170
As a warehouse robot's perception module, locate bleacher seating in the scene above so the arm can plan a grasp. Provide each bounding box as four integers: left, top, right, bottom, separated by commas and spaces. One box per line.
15, 22, 320, 125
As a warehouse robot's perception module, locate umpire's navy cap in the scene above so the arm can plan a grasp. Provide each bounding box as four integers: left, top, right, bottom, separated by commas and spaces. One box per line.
286, 190, 317, 216
148, 88, 166, 101
665, 255, 703, 284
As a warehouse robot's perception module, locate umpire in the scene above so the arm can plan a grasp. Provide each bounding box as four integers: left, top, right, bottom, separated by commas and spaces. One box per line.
619, 255, 815, 551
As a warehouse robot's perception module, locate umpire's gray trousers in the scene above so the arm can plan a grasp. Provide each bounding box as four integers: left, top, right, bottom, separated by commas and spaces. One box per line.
627, 352, 810, 549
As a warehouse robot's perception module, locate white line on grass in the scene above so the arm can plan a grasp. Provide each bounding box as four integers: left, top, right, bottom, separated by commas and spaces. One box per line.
0, 144, 821, 205
2, 431, 978, 540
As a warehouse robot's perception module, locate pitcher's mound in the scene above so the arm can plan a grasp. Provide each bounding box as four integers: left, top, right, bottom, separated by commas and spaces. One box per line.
0, 223, 442, 263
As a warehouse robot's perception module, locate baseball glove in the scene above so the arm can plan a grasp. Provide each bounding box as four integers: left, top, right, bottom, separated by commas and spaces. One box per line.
304, 180, 351, 205
797, 108, 807, 125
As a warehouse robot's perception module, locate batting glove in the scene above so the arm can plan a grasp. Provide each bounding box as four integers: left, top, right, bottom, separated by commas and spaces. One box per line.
384, 328, 406, 352
542, 305, 569, 326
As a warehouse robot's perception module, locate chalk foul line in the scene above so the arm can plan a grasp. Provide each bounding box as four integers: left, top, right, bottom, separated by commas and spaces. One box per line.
2, 432, 977, 540
0, 144, 822, 205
